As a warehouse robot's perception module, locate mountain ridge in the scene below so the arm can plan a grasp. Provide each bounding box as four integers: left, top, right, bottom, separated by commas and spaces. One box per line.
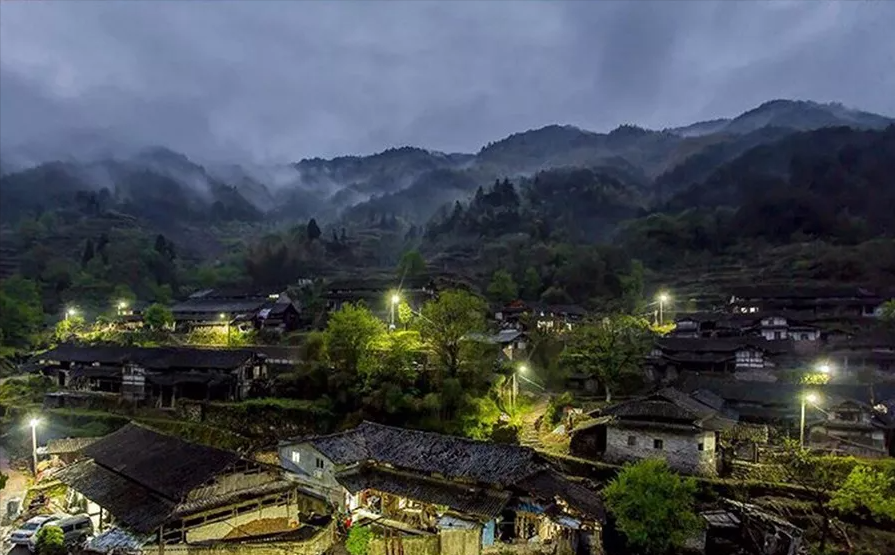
2, 99, 892, 235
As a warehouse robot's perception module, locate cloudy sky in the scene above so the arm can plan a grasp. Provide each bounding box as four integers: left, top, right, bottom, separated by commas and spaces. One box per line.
1, 0, 892, 163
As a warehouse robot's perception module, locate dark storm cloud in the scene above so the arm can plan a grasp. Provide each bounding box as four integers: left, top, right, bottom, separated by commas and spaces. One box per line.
1, 0, 892, 163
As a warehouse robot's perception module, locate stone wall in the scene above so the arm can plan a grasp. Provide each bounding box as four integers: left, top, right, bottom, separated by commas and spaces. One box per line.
368, 535, 441, 555
604, 426, 717, 476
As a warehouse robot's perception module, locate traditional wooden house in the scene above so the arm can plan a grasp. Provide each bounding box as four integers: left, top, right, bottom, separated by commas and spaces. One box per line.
570, 388, 737, 476
494, 301, 587, 332
33, 344, 268, 406
323, 277, 436, 313
826, 330, 895, 381
55, 423, 332, 552
170, 288, 300, 332
279, 421, 604, 553
807, 398, 895, 458
729, 286, 885, 319
676, 374, 895, 425
648, 337, 794, 380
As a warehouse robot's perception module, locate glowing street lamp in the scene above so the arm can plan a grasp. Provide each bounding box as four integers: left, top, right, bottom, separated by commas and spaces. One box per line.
657, 292, 670, 325
800, 392, 820, 448
29, 417, 41, 476
219, 313, 231, 346
117, 301, 128, 316
65, 307, 78, 320
816, 362, 832, 375
389, 293, 401, 329
511, 363, 528, 413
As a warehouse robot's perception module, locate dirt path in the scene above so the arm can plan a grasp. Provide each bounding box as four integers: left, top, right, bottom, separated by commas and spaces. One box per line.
1, 445, 30, 552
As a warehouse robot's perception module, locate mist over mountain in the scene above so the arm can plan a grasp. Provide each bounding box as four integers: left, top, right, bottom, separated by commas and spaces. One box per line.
1, 99, 892, 249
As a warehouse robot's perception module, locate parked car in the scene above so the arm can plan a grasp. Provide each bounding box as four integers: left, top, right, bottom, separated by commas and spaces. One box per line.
27, 514, 93, 552
8, 515, 60, 546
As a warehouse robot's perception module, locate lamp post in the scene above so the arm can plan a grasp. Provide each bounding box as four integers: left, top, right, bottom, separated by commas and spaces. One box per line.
29, 418, 41, 477
65, 308, 77, 321
390, 293, 400, 330
117, 301, 128, 316
800, 392, 819, 448
512, 364, 527, 413
657, 292, 670, 326
220, 313, 231, 346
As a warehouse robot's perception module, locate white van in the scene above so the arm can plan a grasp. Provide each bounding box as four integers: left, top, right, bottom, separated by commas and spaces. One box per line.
26, 514, 93, 552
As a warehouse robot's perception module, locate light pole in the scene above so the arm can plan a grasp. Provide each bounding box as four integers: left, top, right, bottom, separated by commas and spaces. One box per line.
65, 307, 78, 321
117, 301, 128, 316
800, 392, 819, 448
220, 313, 231, 346
512, 364, 526, 413
29, 418, 41, 477
390, 293, 400, 330
657, 292, 670, 326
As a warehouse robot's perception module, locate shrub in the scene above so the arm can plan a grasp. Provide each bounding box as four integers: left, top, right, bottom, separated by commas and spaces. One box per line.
346, 525, 372, 555
35, 525, 65, 555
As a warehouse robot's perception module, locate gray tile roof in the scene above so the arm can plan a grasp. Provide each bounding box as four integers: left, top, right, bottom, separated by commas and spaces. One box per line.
301, 421, 542, 486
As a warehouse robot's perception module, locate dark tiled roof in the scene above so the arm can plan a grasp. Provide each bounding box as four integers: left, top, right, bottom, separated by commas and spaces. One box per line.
35, 344, 257, 371
655, 337, 793, 355
171, 298, 268, 314
730, 286, 881, 300
83, 423, 240, 501
336, 466, 511, 519
676, 375, 895, 407
34, 345, 134, 365
56, 460, 174, 534
601, 388, 736, 431
516, 469, 604, 520
42, 437, 99, 455
302, 421, 541, 486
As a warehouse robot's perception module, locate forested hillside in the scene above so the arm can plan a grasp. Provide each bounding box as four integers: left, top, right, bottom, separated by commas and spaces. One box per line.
1, 100, 893, 320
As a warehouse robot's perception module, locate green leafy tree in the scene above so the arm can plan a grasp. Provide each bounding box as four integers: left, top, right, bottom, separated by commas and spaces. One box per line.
603, 459, 700, 555
487, 269, 518, 303
34, 525, 66, 555
143, 303, 174, 331
828, 465, 895, 521
81, 238, 95, 267
111, 284, 137, 307
345, 525, 372, 555
0, 277, 44, 352
396, 250, 426, 278
881, 299, 895, 324
54, 314, 86, 342
324, 304, 386, 407
559, 315, 651, 401
417, 290, 487, 378
307, 218, 322, 241
360, 330, 425, 417
773, 440, 840, 551
521, 267, 542, 300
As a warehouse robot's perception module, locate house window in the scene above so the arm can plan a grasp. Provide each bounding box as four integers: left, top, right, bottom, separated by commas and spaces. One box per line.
315, 457, 325, 469
800, 333, 809, 340
653, 439, 664, 450
698, 442, 704, 451
627, 436, 637, 446
774, 331, 783, 340
291, 450, 301, 465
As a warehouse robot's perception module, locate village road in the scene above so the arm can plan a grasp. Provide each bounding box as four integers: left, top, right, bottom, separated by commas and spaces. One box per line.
1, 445, 30, 555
